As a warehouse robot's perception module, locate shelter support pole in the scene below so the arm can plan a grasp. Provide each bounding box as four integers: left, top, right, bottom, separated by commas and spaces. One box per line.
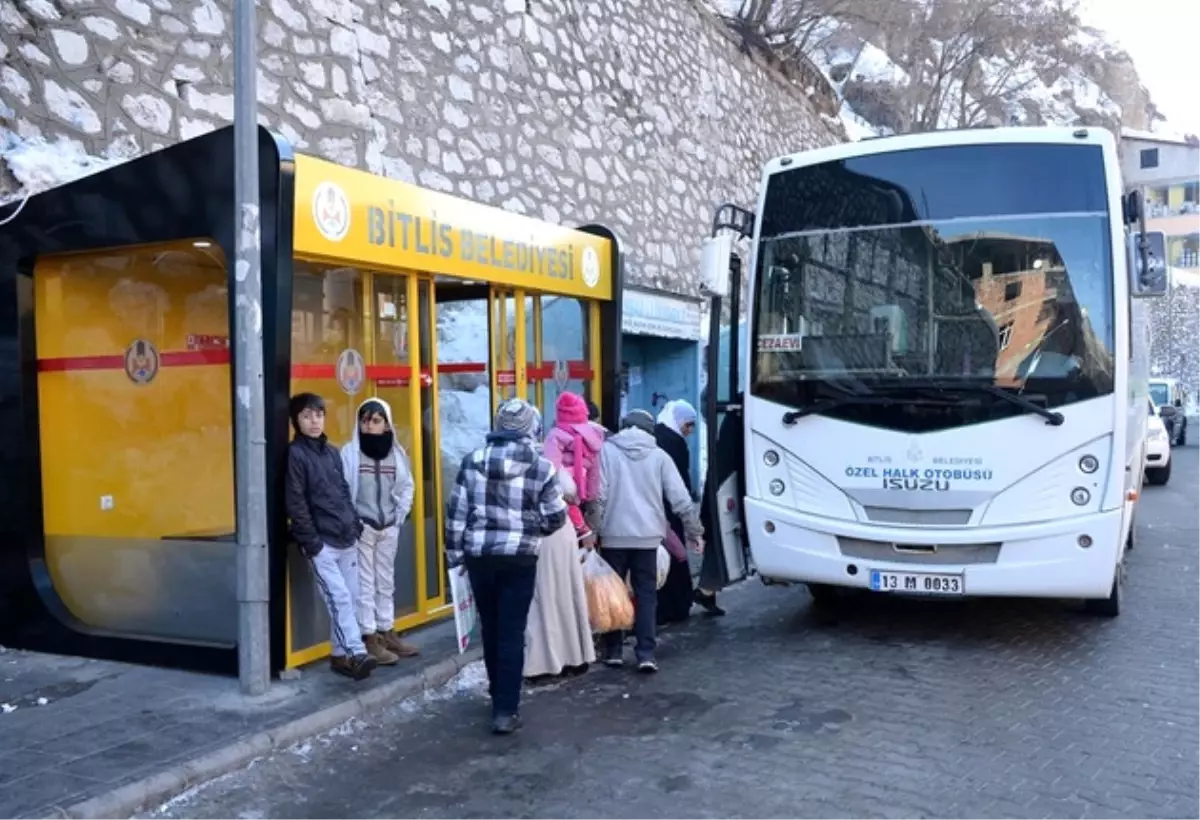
233, 0, 270, 695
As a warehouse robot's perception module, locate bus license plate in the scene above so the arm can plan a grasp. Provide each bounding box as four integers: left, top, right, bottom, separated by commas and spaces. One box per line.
869, 570, 964, 595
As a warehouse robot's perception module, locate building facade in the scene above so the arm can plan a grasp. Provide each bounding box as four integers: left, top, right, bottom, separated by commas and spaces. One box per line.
1120, 129, 1200, 269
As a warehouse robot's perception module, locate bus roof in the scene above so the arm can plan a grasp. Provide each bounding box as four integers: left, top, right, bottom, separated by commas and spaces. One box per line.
764, 126, 1117, 177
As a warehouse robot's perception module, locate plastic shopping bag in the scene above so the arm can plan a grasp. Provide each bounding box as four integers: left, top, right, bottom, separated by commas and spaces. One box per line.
663, 527, 687, 561
449, 567, 477, 654
582, 550, 634, 633
623, 545, 673, 594
655, 544, 671, 590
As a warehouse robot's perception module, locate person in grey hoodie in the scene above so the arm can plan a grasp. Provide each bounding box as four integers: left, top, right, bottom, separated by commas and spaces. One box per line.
594, 409, 704, 672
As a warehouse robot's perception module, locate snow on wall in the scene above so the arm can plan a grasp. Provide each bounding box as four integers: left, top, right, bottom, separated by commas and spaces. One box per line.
0, 134, 127, 208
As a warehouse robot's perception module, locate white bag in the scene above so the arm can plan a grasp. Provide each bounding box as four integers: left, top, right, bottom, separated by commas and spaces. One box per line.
624, 545, 673, 593
656, 544, 671, 590
449, 567, 477, 654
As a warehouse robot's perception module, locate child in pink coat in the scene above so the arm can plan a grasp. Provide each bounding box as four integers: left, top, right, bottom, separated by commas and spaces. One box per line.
543, 392, 605, 543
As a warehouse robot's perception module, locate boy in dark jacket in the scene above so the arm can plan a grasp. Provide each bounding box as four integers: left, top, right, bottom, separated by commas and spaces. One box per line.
285, 393, 377, 680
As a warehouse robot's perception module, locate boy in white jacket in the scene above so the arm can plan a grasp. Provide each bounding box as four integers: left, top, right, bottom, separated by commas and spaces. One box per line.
342, 398, 418, 664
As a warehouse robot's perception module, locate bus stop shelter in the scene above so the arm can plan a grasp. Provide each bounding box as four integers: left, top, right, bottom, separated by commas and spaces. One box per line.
0, 126, 623, 675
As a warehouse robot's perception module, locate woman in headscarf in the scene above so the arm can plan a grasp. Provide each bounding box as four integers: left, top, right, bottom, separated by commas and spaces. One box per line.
524, 466, 595, 680
543, 392, 605, 542
525, 394, 597, 680
654, 399, 699, 624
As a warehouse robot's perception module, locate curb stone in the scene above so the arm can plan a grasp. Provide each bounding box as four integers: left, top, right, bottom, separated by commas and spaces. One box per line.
61, 649, 482, 820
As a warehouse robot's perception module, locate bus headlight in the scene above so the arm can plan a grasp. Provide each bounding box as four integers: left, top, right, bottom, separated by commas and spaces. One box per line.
769, 479, 786, 496
1070, 487, 1091, 506
1078, 455, 1099, 474
763, 449, 780, 467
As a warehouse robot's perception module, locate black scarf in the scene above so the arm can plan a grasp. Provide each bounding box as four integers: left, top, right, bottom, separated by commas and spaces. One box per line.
360, 430, 393, 461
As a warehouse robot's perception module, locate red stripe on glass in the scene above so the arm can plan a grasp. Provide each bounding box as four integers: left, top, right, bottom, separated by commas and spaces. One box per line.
37, 349, 231, 372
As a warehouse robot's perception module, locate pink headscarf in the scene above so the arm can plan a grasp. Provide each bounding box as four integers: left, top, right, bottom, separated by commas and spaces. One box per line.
556, 392, 589, 496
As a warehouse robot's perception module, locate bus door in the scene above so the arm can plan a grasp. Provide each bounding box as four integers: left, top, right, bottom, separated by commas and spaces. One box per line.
700, 206, 756, 584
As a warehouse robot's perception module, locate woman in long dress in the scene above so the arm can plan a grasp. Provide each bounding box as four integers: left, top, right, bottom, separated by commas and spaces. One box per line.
654, 399, 699, 625
524, 454, 596, 679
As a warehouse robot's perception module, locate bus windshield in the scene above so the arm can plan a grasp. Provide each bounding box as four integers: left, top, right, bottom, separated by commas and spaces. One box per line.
751, 142, 1117, 432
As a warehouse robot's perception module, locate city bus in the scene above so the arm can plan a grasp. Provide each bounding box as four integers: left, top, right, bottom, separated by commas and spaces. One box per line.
699, 126, 1167, 618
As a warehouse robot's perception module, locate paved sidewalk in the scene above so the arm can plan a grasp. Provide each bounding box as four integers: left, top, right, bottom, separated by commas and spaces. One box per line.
0, 619, 465, 819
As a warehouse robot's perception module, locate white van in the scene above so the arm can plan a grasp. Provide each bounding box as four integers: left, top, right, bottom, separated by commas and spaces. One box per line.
1149, 378, 1188, 446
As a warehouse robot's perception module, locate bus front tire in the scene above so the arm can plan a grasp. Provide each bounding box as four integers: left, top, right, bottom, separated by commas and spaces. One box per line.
1084, 564, 1124, 618
807, 583, 839, 607
1146, 462, 1171, 486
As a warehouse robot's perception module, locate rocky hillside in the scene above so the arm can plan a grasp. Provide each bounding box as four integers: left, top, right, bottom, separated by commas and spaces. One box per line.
709, 0, 1158, 139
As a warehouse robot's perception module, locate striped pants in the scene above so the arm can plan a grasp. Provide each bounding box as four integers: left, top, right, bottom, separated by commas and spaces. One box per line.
310, 545, 367, 657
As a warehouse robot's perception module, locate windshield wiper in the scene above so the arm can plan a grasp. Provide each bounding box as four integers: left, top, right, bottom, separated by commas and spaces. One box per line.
781, 395, 912, 425
874, 379, 1065, 426
968, 383, 1064, 426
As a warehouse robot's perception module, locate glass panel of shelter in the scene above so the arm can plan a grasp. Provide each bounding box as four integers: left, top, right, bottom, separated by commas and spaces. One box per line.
287, 262, 428, 661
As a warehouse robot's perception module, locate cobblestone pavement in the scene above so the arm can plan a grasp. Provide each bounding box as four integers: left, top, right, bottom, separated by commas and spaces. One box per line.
145, 451, 1200, 819
0, 620, 462, 819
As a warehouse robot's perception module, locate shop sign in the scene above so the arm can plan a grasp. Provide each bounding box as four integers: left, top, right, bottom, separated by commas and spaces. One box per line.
757, 334, 803, 352
293, 155, 613, 301
621, 290, 703, 341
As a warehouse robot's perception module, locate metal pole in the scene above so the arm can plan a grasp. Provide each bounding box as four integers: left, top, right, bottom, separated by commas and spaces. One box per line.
233, 0, 270, 695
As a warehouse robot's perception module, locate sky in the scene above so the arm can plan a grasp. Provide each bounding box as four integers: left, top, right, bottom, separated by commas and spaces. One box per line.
1080, 0, 1200, 135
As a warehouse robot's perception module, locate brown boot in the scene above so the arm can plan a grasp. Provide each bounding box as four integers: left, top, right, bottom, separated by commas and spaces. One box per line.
364, 633, 399, 666
379, 630, 419, 657
331, 653, 377, 680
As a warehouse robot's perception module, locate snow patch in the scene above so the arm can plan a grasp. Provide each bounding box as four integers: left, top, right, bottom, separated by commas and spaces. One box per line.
1171, 267, 1200, 289
397, 661, 489, 713
1, 133, 127, 204
838, 101, 878, 140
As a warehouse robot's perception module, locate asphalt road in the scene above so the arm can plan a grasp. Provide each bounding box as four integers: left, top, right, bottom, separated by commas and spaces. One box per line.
147, 447, 1199, 819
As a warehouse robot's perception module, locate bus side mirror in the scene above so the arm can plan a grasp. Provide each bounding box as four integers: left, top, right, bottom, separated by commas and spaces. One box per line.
1122, 191, 1140, 225
700, 234, 734, 297
1128, 230, 1168, 298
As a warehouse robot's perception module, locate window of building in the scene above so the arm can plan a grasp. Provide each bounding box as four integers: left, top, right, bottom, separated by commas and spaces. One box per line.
1140, 148, 1159, 169
1004, 281, 1022, 301
998, 322, 1014, 351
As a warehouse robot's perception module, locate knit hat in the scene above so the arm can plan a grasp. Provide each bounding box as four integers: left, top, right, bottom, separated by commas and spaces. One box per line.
620, 409, 656, 435
494, 398, 541, 438
555, 391, 589, 425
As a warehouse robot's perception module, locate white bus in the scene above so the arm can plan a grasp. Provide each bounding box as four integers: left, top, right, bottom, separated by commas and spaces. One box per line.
700, 126, 1168, 617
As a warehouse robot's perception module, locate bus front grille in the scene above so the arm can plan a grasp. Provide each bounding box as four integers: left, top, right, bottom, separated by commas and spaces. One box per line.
837, 537, 1001, 565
